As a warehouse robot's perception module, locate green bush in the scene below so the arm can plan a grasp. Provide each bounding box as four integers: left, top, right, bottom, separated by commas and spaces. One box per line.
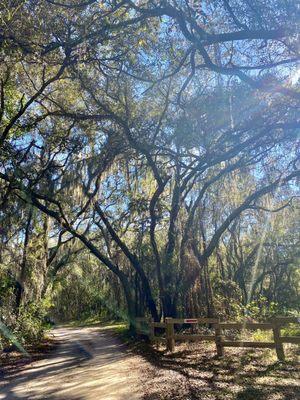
0, 300, 51, 350
243, 296, 281, 321
14, 303, 46, 345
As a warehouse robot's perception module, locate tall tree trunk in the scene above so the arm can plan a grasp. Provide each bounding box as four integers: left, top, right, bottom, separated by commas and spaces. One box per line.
95, 204, 159, 321
15, 207, 33, 313
203, 259, 216, 317
119, 273, 135, 332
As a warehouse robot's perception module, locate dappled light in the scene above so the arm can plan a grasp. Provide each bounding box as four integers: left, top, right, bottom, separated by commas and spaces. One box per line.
0, 326, 141, 400
1, 0, 299, 399
139, 342, 299, 399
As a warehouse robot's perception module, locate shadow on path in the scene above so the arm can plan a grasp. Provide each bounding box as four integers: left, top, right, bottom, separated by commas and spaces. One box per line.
0, 326, 141, 400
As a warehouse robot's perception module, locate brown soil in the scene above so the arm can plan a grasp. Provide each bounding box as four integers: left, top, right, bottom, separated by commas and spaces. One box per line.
134, 341, 300, 400
1, 327, 299, 400
0, 326, 145, 400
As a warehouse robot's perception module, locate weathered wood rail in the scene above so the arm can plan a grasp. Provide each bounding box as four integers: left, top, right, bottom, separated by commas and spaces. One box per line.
135, 316, 300, 361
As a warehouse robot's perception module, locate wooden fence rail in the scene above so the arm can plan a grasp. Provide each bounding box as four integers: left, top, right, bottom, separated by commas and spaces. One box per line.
135, 316, 300, 361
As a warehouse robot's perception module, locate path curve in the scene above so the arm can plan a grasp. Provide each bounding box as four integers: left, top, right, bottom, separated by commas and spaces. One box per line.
0, 326, 143, 400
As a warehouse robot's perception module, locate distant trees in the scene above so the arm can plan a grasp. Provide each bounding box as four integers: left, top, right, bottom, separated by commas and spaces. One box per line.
0, 0, 299, 336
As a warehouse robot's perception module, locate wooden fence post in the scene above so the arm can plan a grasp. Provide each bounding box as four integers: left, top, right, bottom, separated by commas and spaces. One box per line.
272, 319, 285, 361
166, 318, 175, 352
191, 323, 197, 334
214, 319, 224, 357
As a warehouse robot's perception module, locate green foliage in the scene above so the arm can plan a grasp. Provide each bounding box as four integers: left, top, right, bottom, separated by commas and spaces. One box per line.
51, 259, 127, 323
213, 279, 244, 319
0, 300, 50, 350
244, 296, 281, 321
0, 266, 15, 300
0, 0, 299, 345
14, 303, 47, 344
252, 329, 273, 342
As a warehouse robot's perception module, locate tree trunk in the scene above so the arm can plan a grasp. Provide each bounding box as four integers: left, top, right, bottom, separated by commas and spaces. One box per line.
117, 271, 135, 331
203, 259, 216, 317
162, 292, 177, 318
15, 207, 33, 313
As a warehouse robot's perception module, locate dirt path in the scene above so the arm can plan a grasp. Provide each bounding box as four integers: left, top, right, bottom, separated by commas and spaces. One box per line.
0, 326, 144, 400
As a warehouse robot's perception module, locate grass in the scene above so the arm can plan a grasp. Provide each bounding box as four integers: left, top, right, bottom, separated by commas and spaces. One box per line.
57, 315, 128, 329
57, 315, 104, 327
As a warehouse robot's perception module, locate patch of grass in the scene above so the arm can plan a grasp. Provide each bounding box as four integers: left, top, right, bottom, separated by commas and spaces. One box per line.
252, 329, 273, 342
63, 317, 133, 342
108, 322, 129, 334
58, 315, 103, 327
99, 321, 129, 336
281, 323, 300, 337
57, 316, 128, 329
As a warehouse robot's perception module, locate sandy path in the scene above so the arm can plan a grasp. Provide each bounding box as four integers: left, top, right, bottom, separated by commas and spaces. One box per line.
0, 326, 143, 400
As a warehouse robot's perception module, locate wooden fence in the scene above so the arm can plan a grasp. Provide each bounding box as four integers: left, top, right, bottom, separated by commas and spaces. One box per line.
135, 316, 300, 361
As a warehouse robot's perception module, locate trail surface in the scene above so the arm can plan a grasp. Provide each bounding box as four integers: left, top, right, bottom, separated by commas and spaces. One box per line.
0, 326, 143, 400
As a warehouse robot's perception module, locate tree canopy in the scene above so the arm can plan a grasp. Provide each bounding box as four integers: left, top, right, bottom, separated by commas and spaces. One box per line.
0, 0, 299, 342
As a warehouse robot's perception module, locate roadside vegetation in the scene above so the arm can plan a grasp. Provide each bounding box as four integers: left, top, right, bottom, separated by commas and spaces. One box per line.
0, 3, 299, 393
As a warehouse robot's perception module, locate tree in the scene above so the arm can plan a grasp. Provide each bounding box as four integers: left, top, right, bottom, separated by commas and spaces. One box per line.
0, 0, 299, 325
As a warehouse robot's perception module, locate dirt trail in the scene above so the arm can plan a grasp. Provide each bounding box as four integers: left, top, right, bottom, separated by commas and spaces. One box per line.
0, 326, 144, 400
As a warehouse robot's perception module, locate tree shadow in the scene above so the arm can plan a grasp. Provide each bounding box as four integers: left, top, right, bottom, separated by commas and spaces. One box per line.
0, 326, 141, 400
133, 341, 300, 400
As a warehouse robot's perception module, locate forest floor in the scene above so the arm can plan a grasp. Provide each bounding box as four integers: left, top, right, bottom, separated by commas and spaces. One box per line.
0, 322, 299, 400
135, 340, 300, 400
